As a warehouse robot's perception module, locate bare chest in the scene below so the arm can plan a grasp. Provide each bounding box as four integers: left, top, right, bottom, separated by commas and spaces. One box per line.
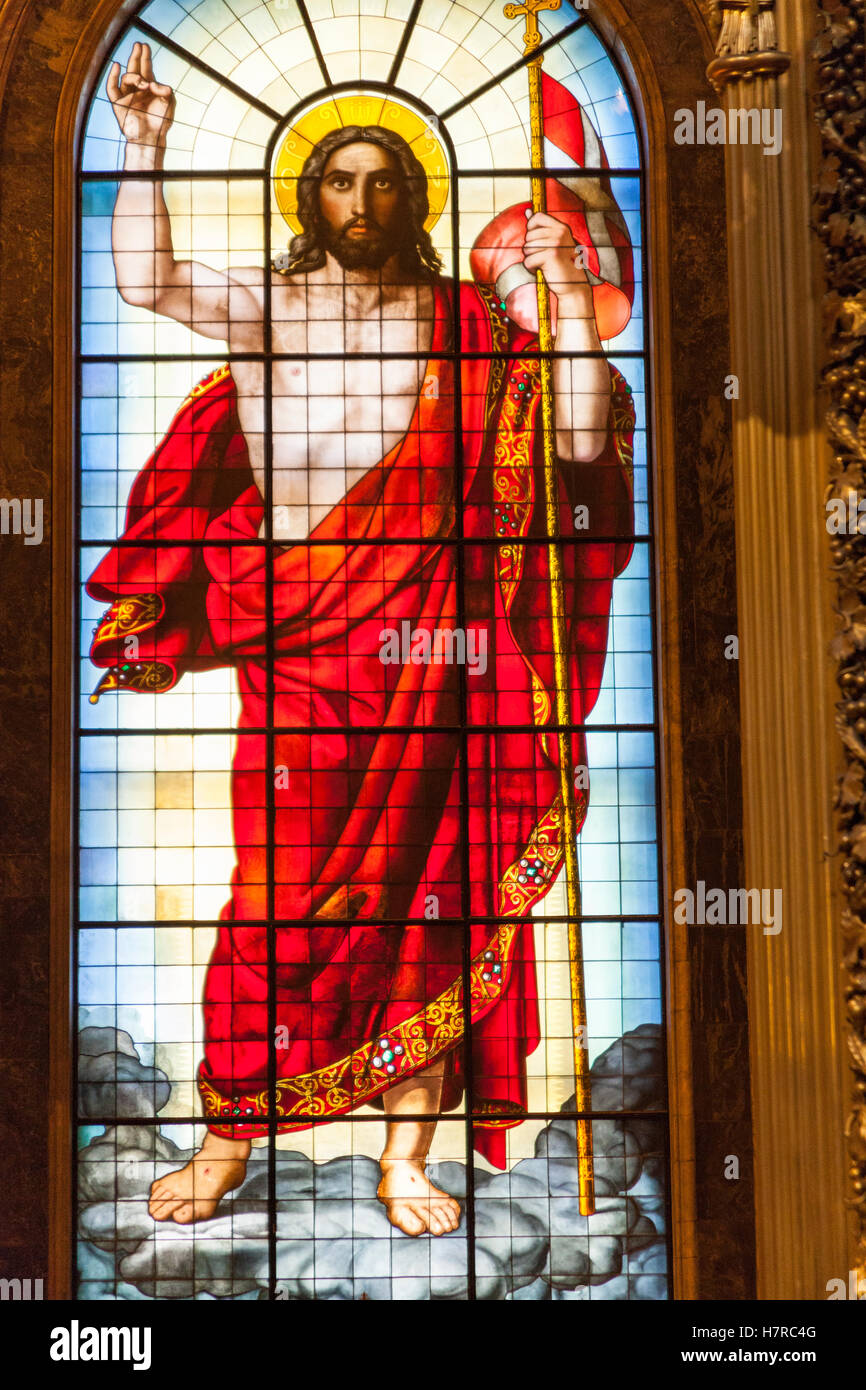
233, 286, 435, 539
270, 302, 433, 425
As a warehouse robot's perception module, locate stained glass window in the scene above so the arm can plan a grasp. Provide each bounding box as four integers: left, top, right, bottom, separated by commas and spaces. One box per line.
76, 0, 665, 1301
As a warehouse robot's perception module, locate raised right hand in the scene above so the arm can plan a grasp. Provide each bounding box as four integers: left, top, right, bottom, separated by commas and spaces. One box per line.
107, 42, 175, 147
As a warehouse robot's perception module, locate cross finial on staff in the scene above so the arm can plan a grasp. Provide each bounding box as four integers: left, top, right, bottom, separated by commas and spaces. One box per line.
503, 0, 561, 58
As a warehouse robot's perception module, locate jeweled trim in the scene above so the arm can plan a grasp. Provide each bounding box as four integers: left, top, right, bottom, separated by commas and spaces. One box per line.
199, 764, 580, 1137
91, 593, 164, 651
89, 660, 176, 704
492, 357, 554, 745
493, 357, 540, 610
476, 284, 510, 429
199, 921, 521, 1135
497, 790, 587, 918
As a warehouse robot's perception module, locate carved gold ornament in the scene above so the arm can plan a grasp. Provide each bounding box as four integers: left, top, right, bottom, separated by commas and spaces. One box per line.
815, 0, 866, 1272
706, 0, 791, 91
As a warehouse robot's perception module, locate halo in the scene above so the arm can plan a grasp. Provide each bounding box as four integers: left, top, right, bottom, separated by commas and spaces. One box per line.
272, 92, 450, 235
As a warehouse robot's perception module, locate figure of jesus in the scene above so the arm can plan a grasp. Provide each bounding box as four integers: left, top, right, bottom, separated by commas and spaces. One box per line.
90, 41, 633, 1237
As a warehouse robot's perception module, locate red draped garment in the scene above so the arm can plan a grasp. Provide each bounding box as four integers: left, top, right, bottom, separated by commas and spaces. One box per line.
87, 281, 634, 1166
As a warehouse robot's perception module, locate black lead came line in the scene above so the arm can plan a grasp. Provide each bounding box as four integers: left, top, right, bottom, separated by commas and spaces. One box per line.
295, 0, 332, 87
438, 15, 587, 122
447, 128, 480, 1301
81, 166, 640, 182
132, 17, 284, 125
386, 0, 424, 88
71, 1110, 669, 1127
79, 727, 657, 747
261, 150, 279, 1299
77, 534, 650, 549
76, 914, 664, 929
78, 349, 648, 362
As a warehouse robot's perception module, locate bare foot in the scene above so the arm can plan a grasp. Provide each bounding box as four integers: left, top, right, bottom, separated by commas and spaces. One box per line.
377, 1158, 461, 1237
148, 1131, 251, 1225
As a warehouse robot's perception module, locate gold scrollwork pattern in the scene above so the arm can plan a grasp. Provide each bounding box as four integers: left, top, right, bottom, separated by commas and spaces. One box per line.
493, 358, 540, 609
182, 363, 232, 409
476, 286, 555, 743
200, 923, 522, 1134
91, 593, 164, 649
90, 592, 177, 703
476, 283, 511, 431
89, 661, 177, 704
497, 789, 587, 917
609, 367, 636, 491
491, 356, 555, 748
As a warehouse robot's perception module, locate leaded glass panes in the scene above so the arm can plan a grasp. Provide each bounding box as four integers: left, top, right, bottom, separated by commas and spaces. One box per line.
75, 0, 667, 1301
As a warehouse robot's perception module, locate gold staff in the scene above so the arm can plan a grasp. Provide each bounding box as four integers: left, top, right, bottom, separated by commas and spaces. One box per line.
503, 0, 595, 1215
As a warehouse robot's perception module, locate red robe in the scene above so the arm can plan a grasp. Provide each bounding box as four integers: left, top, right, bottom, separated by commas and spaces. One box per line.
87, 281, 634, 1166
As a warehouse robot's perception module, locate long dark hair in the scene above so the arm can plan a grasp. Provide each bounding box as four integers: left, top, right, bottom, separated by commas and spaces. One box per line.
275, 124, 443, 279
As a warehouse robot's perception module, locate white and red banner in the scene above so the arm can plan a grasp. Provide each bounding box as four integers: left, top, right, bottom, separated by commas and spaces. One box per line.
471, 71, 635, 341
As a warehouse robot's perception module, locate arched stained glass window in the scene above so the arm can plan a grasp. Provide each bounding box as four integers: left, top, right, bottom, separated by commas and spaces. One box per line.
76, 0, 664, 1302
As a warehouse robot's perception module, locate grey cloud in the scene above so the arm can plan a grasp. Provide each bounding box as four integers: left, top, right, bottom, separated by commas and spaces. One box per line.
79, 1027, 170, 1119
77, 1023, 667, 1300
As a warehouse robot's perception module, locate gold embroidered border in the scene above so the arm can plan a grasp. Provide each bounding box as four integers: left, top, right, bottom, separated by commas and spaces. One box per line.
89, 660, 176, 704
89, 593, 176, 704
200, 919, 522, 1133
199, 776, 586, 1137
609, 366, 636, 491
475, 284, 510, 430
497, 788, 587, 918
183, 362, 232, 410
91, 593, 164, 649
491, 359, 554, 744
493, 359, 539, 610
475, 287, 555, 745
142, 363, 233, 448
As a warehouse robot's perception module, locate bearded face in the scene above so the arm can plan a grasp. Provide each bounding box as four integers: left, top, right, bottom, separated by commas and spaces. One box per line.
322, 218, 395, 270
317, 142, 406, 270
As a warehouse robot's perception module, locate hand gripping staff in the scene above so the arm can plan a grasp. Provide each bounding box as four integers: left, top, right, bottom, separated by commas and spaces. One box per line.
504, 0, 595, 1216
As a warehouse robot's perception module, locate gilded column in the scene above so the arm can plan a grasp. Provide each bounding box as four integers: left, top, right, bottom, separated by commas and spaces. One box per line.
710, 0, 850, 1298
813, 0, 866, 1289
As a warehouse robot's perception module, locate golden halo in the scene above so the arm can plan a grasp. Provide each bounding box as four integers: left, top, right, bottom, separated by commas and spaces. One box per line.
272, 92, 450, 235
